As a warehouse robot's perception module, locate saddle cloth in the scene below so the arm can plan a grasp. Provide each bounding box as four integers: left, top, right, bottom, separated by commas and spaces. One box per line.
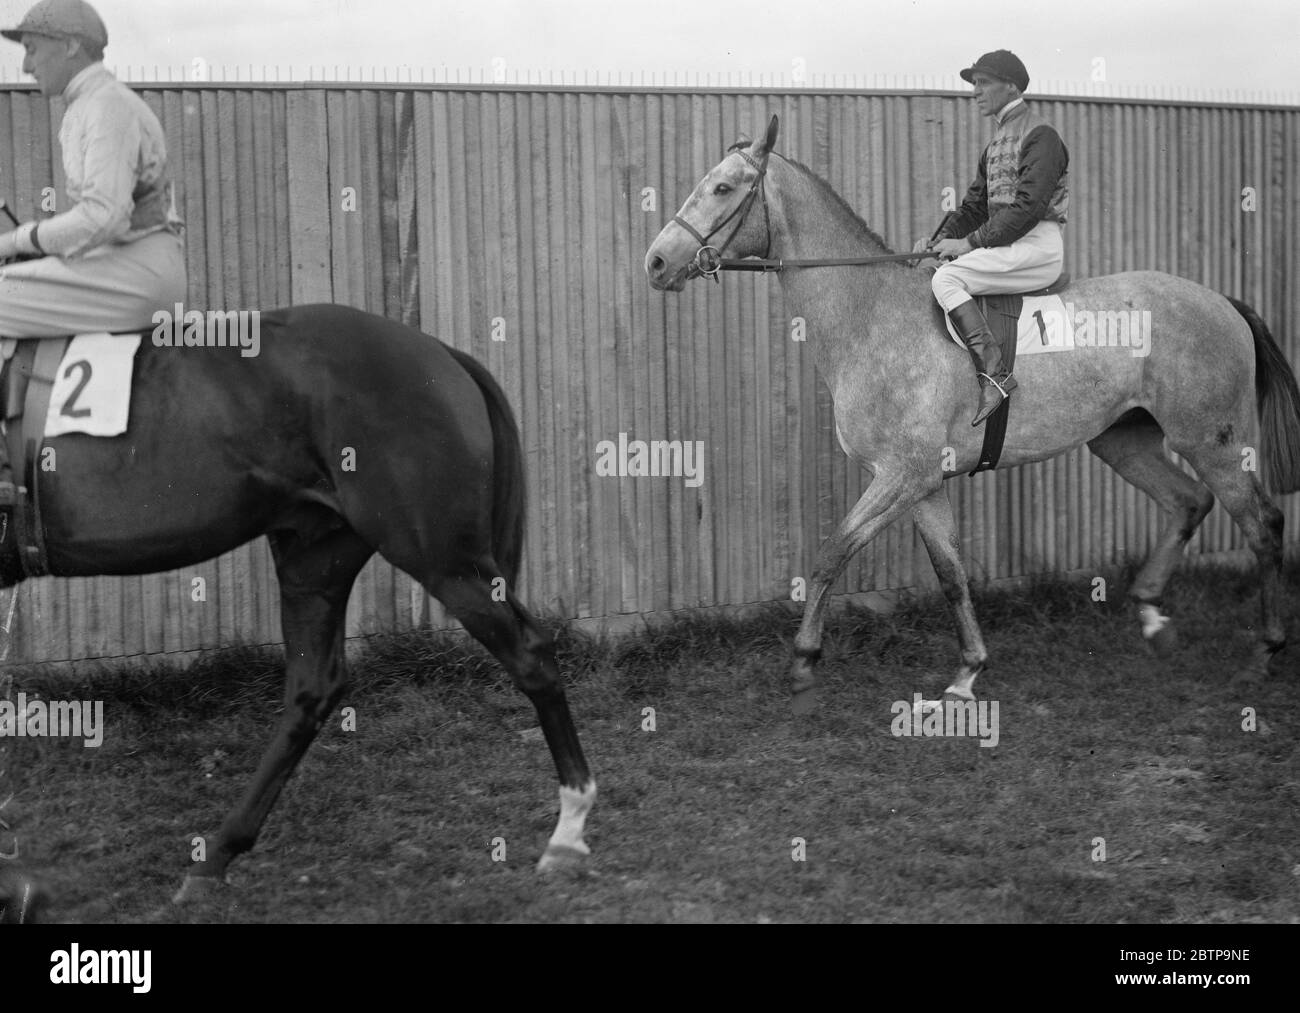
0, 331, 142, 580
941, 293, 1077, 355
940, 275, 1074, 475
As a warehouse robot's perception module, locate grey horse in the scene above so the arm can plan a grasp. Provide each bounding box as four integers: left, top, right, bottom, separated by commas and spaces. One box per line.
647, 115, 1299, 711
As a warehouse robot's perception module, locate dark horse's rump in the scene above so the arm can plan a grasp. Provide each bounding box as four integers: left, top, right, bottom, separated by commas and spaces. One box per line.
24, 304, 488, 578
3, 302, 595, 914
442, 343, 526, 586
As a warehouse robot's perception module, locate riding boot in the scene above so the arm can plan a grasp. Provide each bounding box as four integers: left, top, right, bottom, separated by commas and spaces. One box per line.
948, 300, 1018, 427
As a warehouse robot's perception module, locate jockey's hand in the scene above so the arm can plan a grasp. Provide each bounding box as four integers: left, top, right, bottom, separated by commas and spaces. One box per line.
912, 236, 942, 269
932, 237, 973, 261
0, 229, 41, 264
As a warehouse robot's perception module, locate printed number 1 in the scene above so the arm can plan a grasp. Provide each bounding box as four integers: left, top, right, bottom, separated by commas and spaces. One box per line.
1033, 310, 1048, 345
61, 360, 93, 418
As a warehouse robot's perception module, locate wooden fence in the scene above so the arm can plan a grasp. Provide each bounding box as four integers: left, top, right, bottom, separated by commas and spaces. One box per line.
0, 83, 1297, 665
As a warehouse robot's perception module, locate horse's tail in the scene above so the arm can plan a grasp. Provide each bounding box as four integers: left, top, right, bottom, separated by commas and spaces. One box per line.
445, 346, 526, 586
1226, 295, 1300, 494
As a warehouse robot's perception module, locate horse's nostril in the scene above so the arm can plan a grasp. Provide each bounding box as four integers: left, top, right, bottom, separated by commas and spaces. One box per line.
649, 256, 664, 274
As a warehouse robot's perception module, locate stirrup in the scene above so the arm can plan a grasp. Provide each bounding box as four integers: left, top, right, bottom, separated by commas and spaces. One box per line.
971, 374, 1014, 427
977, 372, 1014, 399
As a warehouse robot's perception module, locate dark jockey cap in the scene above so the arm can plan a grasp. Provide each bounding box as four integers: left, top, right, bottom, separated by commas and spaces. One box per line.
959, 50, 1029, 92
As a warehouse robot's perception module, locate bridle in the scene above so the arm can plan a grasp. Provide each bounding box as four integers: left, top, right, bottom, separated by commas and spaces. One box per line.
670, 145, 944, 280
672, 145, 771, 282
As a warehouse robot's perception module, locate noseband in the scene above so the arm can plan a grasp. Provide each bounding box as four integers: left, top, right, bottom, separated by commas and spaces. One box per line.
672, 146, 771, 281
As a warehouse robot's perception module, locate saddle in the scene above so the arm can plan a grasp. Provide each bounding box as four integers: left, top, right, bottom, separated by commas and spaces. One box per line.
0, 336, 73, 582
968, 272, 1071, 475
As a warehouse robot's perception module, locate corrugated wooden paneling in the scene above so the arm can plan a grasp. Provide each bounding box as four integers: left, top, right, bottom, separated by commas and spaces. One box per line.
0, 83, 1297, 665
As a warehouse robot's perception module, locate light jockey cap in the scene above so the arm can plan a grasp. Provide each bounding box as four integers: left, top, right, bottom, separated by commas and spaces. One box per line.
1, 0, 107, 48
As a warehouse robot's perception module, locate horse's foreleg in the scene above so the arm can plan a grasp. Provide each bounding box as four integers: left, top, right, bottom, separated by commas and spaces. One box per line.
174, 526, 373, 903
791, 470, 931, 712
432, 569, 595, 873
912, 487, 986, 700
1088, 418, 1215, 655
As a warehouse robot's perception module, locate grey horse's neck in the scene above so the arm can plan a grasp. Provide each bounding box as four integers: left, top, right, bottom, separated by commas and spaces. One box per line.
762, 155, 925, 380
765, 154, 895, 260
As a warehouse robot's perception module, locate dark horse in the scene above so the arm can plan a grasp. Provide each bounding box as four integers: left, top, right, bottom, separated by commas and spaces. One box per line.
0, 304, 595, 915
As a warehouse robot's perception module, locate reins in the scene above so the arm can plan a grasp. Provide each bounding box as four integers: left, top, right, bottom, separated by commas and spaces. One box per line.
702, 250, 935, 274
676, 150, 954, 280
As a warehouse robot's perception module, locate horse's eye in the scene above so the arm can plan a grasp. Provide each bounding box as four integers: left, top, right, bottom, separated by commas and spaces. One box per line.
714, 183, 732, 195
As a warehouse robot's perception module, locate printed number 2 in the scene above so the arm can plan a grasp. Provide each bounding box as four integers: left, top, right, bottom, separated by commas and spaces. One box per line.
61, 360, 93, 418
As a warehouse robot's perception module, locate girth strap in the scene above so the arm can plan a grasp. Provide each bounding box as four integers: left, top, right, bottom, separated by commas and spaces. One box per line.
2, 337, 70, 578
968, 294, 1021, 476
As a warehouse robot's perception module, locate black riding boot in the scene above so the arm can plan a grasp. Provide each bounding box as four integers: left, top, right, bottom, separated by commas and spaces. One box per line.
948, 300, 1018, 427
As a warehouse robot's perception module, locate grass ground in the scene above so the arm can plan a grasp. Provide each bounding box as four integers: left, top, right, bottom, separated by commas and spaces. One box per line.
4, 559, 1298, 923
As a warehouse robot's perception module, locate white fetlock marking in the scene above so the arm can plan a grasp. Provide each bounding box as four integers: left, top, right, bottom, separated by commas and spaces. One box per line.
1138, 603, 1170, 639
912, 669, 979, 720
546, 781, 596, 856
945, 665, 980, 700
912, 698, 943, 719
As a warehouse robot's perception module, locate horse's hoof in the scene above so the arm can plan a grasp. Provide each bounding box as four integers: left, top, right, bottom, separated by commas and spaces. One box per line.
1233, 644, 1281, 686
791, 685, 818, 715
1231, 662, 1269, 687
172, 873, 227, 905
0, 871, 47, 924
911, 697, 943, 720
537, 843, 588, 875
1146, 621, 1178, 657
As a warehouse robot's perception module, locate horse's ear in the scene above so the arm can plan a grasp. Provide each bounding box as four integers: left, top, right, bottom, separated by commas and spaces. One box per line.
727, 132, 753, 153
752, 114, 780, 159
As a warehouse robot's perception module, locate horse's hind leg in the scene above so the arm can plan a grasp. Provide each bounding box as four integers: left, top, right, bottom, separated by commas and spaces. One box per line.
174, 524, 374, 903
1086, 413, 1215, 653
1166, 440, 1287, 678
429, 565, 595, 871
912, 487, 987, 701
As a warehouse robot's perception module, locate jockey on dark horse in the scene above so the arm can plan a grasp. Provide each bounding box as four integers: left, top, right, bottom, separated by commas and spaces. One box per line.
917, 50, 1070, 426
0, 0, 186, 499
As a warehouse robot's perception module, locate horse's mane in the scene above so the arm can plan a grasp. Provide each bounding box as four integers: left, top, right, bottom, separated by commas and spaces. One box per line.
728, 139, 894, 254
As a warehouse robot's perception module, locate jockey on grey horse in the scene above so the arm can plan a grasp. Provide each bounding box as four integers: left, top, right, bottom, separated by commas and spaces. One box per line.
919, 50, 1070, 426
0, 0, 187, 499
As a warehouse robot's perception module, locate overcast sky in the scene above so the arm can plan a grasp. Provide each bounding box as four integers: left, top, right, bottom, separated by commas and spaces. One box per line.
0, 0, 1293, 100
